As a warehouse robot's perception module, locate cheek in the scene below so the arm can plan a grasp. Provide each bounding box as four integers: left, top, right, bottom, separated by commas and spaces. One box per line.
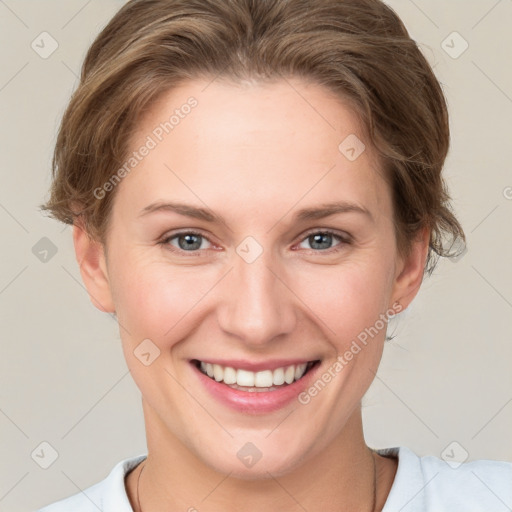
294, 257, 394, 348
116, 269, 189, 333
110, 253, 220, 350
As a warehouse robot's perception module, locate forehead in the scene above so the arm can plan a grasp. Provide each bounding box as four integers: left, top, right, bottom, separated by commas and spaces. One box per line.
116, 78, 391, 222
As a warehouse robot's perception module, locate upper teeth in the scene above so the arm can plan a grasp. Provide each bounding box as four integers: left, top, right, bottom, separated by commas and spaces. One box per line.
199, 361, 310, 387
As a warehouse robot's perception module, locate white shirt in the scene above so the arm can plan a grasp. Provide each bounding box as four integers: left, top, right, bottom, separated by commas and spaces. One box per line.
37, 446, 512, 511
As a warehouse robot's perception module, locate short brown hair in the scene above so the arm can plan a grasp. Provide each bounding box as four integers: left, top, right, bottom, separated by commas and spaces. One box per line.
41, 0, 465, 275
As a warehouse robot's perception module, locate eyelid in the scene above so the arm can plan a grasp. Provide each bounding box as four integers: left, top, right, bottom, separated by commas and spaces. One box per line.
160, 229, 217, 251
160, 227, 352, 254
298, 227, 352, 243
293, 228, 351, 253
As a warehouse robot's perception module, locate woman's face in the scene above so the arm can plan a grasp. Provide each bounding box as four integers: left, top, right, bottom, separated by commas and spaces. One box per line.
81, 78, 424, 477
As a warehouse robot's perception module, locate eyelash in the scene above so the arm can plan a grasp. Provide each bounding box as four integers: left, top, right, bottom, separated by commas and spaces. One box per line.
159, 229, 352, 256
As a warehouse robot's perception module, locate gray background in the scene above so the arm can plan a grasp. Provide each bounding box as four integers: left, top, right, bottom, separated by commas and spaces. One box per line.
0, 1, 511, 511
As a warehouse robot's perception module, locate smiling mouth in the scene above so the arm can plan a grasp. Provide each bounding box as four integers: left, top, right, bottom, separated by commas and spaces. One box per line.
192, 359, 320, 392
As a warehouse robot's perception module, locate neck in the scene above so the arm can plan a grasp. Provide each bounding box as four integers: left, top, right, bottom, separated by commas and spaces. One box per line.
127, 400, 396, 512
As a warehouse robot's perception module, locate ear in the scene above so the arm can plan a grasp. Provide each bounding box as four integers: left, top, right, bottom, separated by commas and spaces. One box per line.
72, 222, 115, 313
390, 227, 430, 312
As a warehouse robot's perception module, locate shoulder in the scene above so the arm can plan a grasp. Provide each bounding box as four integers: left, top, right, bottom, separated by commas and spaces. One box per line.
36, 454, 147, 512
378, 446, 512, 512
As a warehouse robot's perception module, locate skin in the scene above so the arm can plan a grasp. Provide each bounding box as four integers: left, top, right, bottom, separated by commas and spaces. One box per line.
74, 78, 429, 511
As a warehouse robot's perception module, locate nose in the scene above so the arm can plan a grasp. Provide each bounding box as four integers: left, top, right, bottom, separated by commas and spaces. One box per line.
216, 247, 297, 348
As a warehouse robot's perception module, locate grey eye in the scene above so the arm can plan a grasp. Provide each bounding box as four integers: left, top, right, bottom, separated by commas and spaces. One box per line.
166, 232, 212, 251
298, 232, 342, 251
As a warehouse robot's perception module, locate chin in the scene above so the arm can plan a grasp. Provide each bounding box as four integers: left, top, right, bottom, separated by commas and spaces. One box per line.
194, 436, 314, 480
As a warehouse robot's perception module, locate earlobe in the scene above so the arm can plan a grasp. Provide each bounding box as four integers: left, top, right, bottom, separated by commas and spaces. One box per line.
72, 222, 115, 313
390, 227, 430, 312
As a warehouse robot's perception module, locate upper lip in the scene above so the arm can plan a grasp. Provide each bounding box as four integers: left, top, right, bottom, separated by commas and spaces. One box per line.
191, 358, 319, 372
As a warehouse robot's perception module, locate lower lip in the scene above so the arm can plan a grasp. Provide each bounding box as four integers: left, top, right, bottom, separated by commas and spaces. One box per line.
190, 360, 321, 414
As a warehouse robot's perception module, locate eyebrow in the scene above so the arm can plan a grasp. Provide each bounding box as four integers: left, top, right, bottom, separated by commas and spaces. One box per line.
138, 200, 374, 224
